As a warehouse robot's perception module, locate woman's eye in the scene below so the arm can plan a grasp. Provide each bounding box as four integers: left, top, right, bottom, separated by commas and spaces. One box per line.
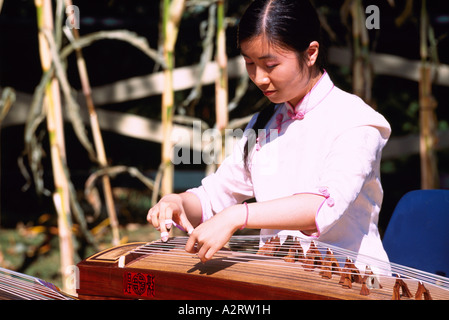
267, 64, 278, 69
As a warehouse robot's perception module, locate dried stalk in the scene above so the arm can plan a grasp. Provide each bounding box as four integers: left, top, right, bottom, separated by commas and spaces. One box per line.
348, 0, 372, 105
24, 10, 164, 250
180, 2, 216, 114
42, 27, 96, 161
161, 0, 186, 196
59, 29, 166, 68
228, 65, 249, 113
35, 0, 75, 294
0, 87, 16, 227
39, 27, 100, 251
419, 0, 439, 189
215, 0, 228, 165
22, 69, 52, 197
395, 0, 414, 27
85, 165, 156, 198
64, 0, 120, 246
0, 87, 15, 126
85, 165, 157, 210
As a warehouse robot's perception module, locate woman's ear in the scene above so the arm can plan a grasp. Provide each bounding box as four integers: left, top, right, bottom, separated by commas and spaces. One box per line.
307, 41, 320, 67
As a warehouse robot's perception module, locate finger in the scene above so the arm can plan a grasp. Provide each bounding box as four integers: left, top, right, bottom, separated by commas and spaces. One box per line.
164, 218, 173, 231
158, 203, 173, 242
197, 244, 213, 263
147, 207, 159, 229
178, 214, 195, 235
147, 207, 155, 225
203, 247, 217, 263
160, 231, 170, 243
185, 232, 198, 254
150, 207, 160, 230
162, 204, 174, 231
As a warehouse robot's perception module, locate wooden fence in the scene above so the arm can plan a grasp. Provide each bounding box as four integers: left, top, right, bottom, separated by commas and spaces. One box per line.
3, 46, 449, 161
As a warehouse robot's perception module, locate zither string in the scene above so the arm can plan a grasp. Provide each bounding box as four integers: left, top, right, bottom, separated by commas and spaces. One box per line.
0, 267, 73, 300
129, 235, 449, 291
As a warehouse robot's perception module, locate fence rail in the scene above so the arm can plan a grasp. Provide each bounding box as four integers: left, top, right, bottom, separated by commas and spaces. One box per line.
2, 46, 449, 160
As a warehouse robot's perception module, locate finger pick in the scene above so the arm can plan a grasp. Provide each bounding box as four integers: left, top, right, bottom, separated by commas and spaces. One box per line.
161, 231, 169, 242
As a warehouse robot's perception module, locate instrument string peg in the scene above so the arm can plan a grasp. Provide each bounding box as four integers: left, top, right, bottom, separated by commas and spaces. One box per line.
415, 281, 432, 300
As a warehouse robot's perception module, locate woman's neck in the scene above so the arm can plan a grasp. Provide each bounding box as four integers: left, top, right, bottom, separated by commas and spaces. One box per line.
288, 68, 323, 108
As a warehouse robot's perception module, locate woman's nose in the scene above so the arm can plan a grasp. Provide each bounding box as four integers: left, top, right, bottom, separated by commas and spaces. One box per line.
252, 67, 270, 86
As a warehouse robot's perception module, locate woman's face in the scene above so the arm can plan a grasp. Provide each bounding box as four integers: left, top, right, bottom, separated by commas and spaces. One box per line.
240, 35, 318, 107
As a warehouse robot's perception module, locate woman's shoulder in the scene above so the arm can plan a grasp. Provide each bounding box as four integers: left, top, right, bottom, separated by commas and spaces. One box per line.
324, 87, 391, 138
331, 86, 371, 110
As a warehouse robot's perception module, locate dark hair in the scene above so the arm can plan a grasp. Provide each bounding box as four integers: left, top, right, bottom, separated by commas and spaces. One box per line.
238, 0, 325, 169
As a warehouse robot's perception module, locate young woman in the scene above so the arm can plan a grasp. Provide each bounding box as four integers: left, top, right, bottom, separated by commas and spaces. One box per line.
147, 0, 391, 271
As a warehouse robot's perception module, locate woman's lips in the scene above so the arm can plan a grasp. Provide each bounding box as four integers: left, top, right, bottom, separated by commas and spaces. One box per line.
263, 90, 276, 97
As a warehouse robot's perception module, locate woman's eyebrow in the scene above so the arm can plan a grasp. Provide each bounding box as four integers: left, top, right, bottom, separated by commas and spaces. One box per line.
258, 54, 277, 60
241, 52, 277, 60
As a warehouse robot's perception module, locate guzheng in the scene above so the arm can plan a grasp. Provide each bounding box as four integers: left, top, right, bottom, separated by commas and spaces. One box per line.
76, 235, 449, 300
0, 266, 75, 300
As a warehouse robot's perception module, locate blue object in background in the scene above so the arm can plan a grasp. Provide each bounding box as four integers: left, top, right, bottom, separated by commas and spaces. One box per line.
382, 189, 449, 277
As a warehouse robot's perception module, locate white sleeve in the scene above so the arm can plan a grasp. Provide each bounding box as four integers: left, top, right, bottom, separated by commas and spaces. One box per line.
186, 116, 258, 222
302, 125, 388, 237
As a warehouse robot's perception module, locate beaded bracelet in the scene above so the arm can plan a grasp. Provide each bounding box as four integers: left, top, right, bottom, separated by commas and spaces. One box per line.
240, 202, 249, 230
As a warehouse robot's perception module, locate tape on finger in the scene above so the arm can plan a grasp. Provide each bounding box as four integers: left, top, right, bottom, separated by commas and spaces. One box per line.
160, 231, 169, 242
165, 219, 173, 229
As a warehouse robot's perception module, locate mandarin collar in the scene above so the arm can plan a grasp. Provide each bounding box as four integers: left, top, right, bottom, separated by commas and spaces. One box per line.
285, 70, 334, 117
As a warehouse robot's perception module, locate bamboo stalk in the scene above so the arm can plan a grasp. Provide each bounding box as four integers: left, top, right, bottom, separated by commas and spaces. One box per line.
350, 0, 372, 105
64, 0, 120, 246
161, 0, 185, 196
35, 0, 75, 294
215, 0, 228, 165
419, 0, 439, 189
180, 2, 216, 114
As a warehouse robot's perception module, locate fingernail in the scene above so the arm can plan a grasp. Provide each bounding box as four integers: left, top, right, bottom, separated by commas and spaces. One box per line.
187, 228, 194, 235
161, 231, 169, 242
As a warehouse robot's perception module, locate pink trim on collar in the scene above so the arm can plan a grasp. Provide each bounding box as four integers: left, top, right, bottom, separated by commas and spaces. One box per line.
286, 70, 329, 113
256, 71, 335, 151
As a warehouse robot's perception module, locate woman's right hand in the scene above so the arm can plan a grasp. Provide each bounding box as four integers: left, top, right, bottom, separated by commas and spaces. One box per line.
147, 194, 195, 242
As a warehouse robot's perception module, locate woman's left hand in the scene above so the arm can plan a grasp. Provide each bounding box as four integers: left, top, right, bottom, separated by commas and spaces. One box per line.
185, 204, 246, 263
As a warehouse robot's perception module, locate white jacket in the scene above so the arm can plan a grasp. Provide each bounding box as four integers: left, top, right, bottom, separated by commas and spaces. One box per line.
188, 72, 392, 272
